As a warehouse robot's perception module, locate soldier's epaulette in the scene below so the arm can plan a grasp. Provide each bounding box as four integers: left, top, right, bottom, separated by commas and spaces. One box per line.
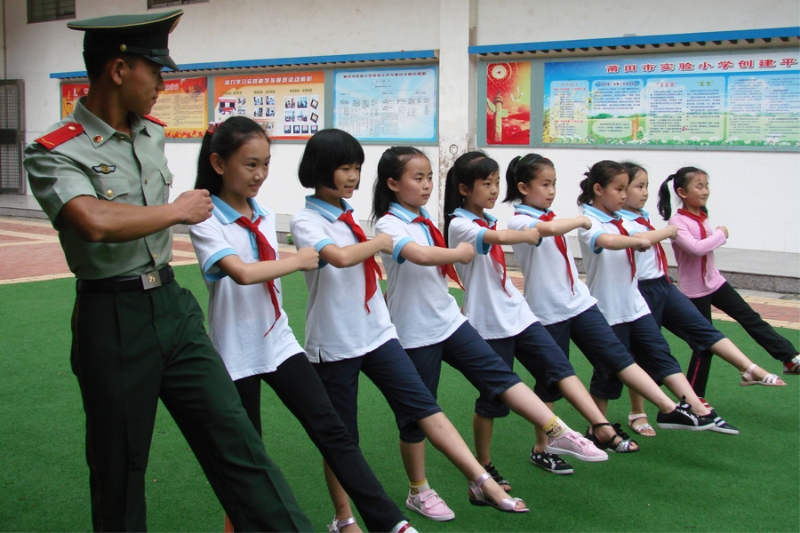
34, 123, 84, 150
143, 115, 168, 127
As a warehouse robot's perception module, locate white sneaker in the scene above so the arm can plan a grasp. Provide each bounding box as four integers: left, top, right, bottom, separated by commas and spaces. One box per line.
545, 430, 608, 462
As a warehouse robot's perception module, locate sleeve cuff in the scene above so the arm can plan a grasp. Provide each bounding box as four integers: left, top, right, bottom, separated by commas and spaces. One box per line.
475, 228, 491, 255
392, 236, 413, 264
202, 248, 236, 281
589, 230, 607, 254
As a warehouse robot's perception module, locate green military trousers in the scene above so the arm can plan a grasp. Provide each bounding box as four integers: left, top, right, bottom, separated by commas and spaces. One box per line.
71, 275, 313, 532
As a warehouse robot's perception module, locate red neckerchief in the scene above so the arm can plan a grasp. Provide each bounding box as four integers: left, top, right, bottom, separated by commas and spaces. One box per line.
234, 216, 281, 336
537, 210, 575, 294
677, 208, 708, 281
472, 217, 510, 296
609, 218, 637, 281
634, 215, 670, 281
338, 210, 382, 313
409, 215, 464, 290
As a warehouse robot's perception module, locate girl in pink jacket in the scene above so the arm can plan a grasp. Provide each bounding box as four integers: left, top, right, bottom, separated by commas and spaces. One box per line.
658, 166, 799, 396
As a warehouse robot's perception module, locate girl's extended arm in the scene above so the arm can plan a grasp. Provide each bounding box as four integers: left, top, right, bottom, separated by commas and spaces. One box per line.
400, 241, 475, 266
483, 227, 540, 246
595, 233, 651, 251
319, 232, 394, 268
217, 247, 320, 285
672, 218, 727, 256
634, 225, 676, 245
535, 215, 592, 238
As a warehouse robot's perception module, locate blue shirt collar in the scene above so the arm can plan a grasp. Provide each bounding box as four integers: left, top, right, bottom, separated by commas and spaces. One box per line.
582, 204, 621, 223
388, 202, 430, 223
514, 204, 548, 218
452, 207, 497, 226
305, 195, 353, 222
211, 195, 270, 224
619, 208, 649, 222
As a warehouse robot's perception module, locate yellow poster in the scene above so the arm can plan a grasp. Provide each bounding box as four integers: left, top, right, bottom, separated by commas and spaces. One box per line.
150, 77, 208, 139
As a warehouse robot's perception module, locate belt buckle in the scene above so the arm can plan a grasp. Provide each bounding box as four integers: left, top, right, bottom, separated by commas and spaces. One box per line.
140, 270, 162, 290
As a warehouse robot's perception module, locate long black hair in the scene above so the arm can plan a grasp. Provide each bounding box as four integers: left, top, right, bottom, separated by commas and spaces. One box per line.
371, 146, 427, 222
576, 160, 628, 206
194, 117, 269, 196
504, 153, 555, 203
657, 166, 708, 219
443, 151, 499, 242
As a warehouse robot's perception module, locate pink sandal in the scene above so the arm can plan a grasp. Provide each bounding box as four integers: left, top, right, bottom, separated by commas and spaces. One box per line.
468, 472, 528, 513
628, 412, 656, 437
740, 364, 785, 387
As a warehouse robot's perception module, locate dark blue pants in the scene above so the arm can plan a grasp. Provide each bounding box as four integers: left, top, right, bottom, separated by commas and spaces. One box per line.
313, 338, 442, 445
480, 321, 576, 416
402, 321, 522, 441
611, 314, 683, 385
544, 305, 636, 400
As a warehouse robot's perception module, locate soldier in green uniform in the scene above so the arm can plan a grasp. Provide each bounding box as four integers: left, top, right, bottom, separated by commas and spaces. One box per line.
24, 10, 313, 532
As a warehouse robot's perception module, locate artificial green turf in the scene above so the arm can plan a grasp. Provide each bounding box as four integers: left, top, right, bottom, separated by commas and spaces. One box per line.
0, 266, 798, 532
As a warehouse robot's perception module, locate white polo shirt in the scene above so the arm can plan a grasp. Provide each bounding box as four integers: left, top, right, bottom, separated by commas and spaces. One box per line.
289, 196, 397, 362
578, 205, 650, 325
376, 203, 467, 349
189, 196, 303, 381
509, 205, 596, 326
448, 208, 536, 340
619, 209, 663, 281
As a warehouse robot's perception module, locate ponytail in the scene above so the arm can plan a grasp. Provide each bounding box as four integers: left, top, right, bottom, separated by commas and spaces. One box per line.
504, 153, 555, 203
576, 172, 594, 206
194, 116, 269, 196
657, 175, 676, 220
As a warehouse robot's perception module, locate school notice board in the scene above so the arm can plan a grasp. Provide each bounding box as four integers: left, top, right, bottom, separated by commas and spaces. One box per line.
213, 72, 324, 140
333, 67, 437, 142
542, 50, 799, 147
150, 77, 208, 139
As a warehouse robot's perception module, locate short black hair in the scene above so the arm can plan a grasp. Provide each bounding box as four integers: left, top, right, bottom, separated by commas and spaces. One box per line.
84, 52, 140, 82
298, 129, 364, 190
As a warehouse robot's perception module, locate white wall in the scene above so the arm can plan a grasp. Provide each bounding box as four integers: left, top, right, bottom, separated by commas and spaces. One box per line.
5, 0, 799, 251
475, 0, 800, 44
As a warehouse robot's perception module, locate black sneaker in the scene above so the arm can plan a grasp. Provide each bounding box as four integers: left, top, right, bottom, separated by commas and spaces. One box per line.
656, 402, 714, 431
481, 461, 511, 491
702, 409, 740, 435
530, 450, 574, 475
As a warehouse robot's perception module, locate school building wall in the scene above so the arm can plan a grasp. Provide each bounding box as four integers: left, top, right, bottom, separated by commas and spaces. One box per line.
5, 0, 799, 253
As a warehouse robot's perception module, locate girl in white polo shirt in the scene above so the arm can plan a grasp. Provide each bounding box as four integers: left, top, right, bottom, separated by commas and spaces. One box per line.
373, 147, 606, 502
290, 130, 531, 526
504, 154, 716, 447
188, 117, 415, 533
576, 160, 730, 432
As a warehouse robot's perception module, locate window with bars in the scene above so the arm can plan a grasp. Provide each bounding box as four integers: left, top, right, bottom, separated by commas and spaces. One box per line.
27, 0, 75, 24
148, 0, 208, 7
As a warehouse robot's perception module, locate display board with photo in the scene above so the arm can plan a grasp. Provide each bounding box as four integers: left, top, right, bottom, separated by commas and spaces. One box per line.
213, 72, 324, 140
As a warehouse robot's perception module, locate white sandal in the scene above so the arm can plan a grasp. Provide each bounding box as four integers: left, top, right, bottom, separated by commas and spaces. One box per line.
628, 412, 656, 437
740, 364, 786, 387
327, 516, 358, 533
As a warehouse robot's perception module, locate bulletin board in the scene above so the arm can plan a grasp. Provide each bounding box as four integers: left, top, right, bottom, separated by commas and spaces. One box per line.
478, 49, 800, 151
333, 66, 438, 142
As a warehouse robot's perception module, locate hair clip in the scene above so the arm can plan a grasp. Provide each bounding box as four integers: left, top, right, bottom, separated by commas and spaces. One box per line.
207, 122, 218, 135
